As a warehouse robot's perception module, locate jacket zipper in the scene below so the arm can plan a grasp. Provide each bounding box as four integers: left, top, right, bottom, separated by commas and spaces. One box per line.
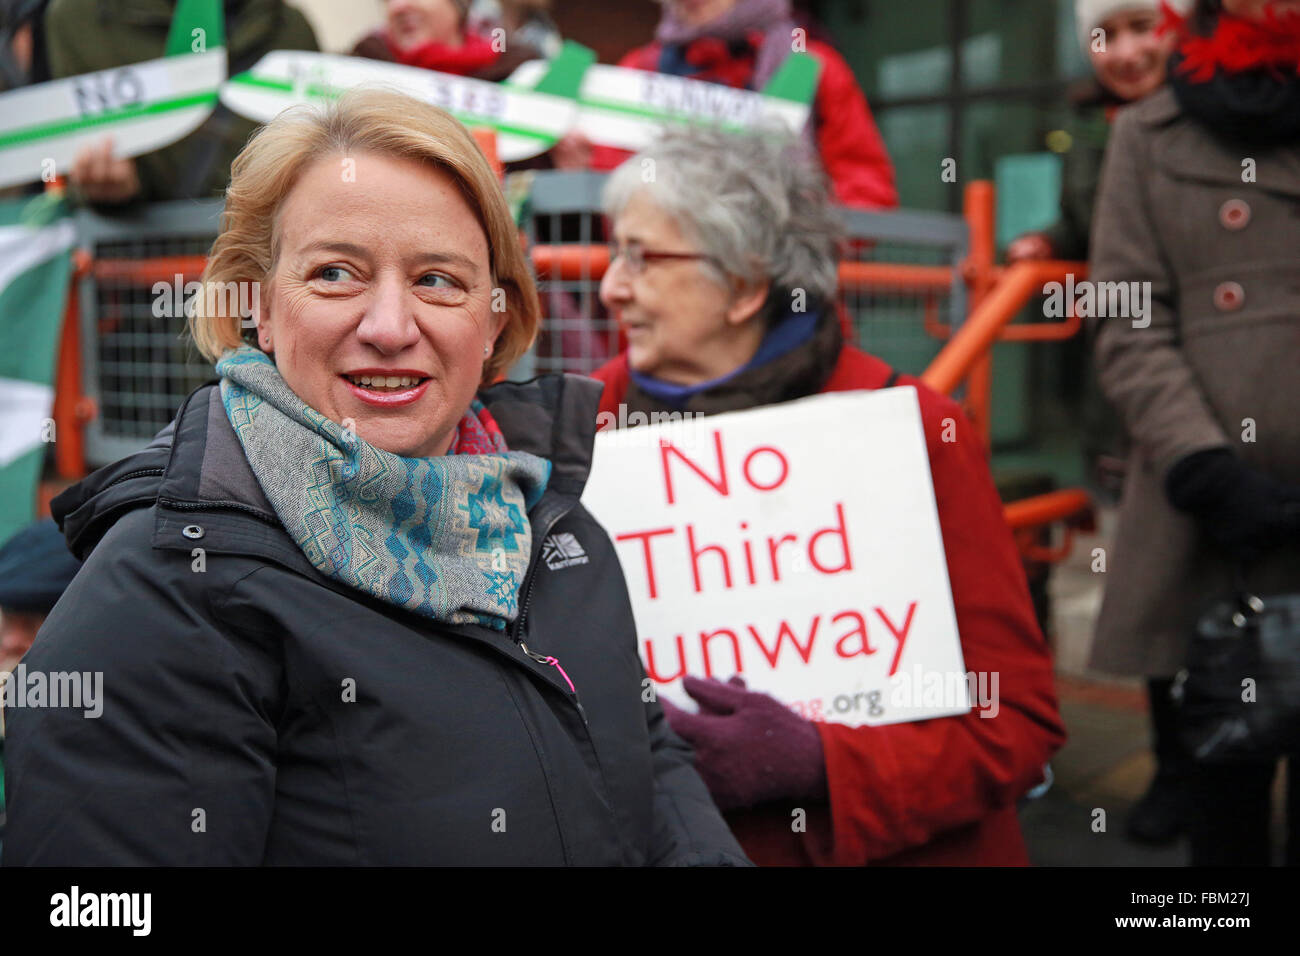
96, 464, 280, 528
509, 495, 589, 724
518, 641, 576, 694
157, 496, 283, 528
103, 466, 165, 489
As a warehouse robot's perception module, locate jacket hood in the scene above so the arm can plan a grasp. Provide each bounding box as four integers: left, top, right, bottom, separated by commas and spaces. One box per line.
51, 374, 604, 561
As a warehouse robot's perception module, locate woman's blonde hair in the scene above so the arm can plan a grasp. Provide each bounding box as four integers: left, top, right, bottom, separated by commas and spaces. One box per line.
189, 87, 538, 383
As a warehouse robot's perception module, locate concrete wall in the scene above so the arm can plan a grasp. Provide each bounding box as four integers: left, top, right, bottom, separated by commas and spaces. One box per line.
290, 0, 384, 54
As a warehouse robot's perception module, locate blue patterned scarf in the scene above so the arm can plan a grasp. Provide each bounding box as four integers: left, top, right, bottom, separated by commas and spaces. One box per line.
215, 345, 551, 630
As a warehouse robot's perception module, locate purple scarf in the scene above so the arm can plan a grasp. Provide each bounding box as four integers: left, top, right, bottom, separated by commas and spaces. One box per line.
655, 0, 798, 91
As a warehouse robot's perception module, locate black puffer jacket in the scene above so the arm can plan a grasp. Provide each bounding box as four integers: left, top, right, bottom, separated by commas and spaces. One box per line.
2, 375, 749, 866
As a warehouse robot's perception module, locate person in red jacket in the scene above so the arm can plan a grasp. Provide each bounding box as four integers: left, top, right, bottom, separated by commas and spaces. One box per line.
351, 0, 539, 81
554, 0, 898, 210
589, 124, 1065, 865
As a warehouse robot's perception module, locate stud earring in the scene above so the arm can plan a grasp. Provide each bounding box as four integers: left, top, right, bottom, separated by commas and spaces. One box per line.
483, 343, 492, 357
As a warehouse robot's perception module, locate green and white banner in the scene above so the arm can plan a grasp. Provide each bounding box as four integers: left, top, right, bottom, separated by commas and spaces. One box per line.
220, 44, 592, 163
220, 43, 820, 163
505, 51, 821, 150
0, 196, 76, 547
0, 0, 225, 190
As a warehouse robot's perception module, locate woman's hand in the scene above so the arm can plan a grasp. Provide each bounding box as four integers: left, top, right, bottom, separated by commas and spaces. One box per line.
69, 136, 141, 204
1165, 447, 1300, 563
550, 132, 594, 170
1005, 233, 1053, 263
660, 675, 827, 811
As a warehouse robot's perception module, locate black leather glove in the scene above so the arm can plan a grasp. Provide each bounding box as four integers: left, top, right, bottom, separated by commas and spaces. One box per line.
1165, 448, 1300, 562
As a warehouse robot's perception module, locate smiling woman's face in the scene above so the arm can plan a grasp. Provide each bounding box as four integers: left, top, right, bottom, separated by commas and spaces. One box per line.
1090, 9, 1175, 102
257, 151, 502, 458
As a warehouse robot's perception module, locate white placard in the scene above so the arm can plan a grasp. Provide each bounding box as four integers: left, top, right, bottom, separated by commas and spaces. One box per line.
581, 389, 970, 727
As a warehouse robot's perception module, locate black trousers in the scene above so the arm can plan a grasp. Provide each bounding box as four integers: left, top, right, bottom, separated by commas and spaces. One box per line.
1187, 758, 1299, 866
1150, 677, 1297, 865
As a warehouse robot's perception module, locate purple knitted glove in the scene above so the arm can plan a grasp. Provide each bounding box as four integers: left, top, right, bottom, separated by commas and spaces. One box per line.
661, 675, 828, 811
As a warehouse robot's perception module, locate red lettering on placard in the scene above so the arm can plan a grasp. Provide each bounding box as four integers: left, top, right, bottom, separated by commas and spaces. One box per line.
808, 502, 853, 574
644, 634, 688, 683
876, 602, 918, 677
615, 526, 675, 599
700, 627, 743, 678
740, 522, 757, 584
832, 609, 875, 657
742, 445, 789, 491
767, 533, 798, 581
686, 523, 732, 593
660, 431, 728, 505
748, 616, 820, 668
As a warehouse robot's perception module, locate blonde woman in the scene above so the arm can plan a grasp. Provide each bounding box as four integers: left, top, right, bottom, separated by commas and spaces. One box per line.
2, 90, 748, 867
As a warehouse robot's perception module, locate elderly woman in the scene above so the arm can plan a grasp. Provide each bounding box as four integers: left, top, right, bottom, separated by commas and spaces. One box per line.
1, 90, 748, 867
591, 126, 1066, 866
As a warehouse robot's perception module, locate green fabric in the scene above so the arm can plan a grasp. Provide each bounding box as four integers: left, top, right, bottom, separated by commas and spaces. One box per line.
44, 0, 318, 202
0, 195, 74, 548
530, 40, 593, 98
216, 346, 552, 630
164, 0, 225, 56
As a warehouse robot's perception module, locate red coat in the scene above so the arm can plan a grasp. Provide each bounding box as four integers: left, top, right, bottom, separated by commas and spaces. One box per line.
588, 38, 898, 210
591, 346, 1067, 865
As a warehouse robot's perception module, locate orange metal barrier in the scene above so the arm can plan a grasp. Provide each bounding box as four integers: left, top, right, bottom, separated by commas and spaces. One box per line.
51, 249, 95, 481
1005, 489, 1096, 563
92, 255, 207, 285
920, 259, 1086, 396
531, 243, 956, 293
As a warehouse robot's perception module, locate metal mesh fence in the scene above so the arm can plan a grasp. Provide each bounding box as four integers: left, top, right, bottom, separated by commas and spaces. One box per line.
516, 171, 616, 379
528, 210, 615, 378
838, 238, 954, 379
93, 236, 214, 440
77, 200, 225, 466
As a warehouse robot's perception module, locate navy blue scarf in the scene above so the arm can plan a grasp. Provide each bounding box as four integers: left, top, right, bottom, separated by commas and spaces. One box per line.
630, 307, 822, 410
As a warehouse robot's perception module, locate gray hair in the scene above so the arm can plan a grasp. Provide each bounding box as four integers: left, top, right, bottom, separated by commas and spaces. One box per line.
602, 124, 843, 319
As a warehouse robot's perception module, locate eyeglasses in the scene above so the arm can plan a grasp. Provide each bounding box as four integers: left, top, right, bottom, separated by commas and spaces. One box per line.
607, 239, 717, 276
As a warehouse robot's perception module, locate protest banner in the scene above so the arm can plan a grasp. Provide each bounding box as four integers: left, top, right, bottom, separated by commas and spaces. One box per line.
0, 0, 225, 190
581, 389, 969, 727
220, 44, 590, 163
506, 51, 819, 151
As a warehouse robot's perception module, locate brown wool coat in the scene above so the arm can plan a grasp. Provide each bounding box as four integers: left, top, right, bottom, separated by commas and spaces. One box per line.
1087, 87, 1300, 677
